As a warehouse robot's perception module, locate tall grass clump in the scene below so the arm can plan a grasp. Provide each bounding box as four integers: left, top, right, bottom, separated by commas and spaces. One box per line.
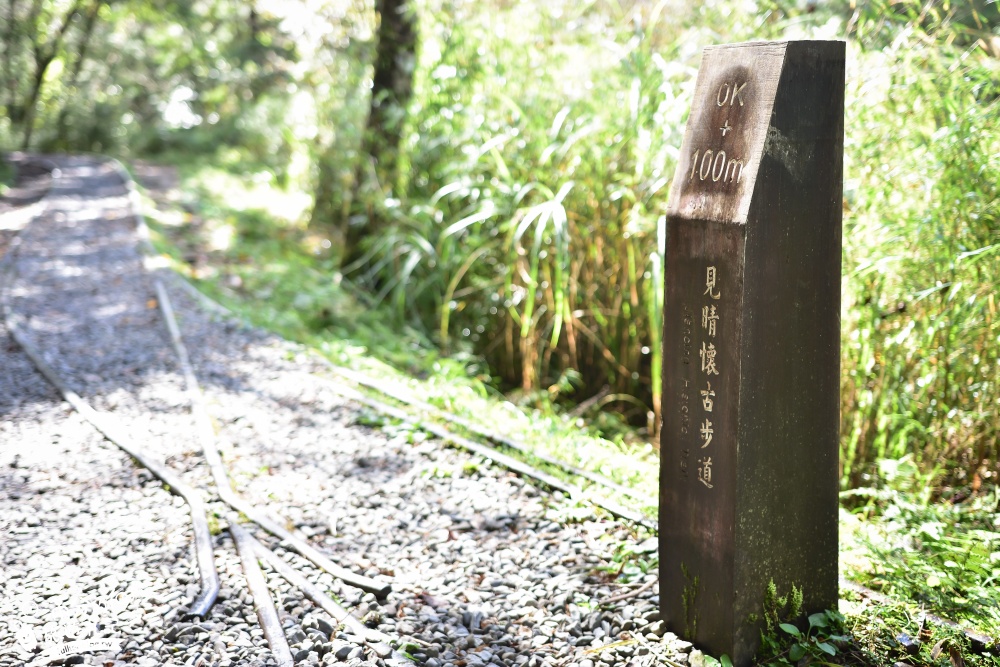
325, 0, 999, 484
346, 1, 769, 434
841, 0, 1000, 486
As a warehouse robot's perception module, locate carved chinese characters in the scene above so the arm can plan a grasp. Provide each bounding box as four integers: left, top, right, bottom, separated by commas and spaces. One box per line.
660, 41, 845, 666
697, 266, 722, 489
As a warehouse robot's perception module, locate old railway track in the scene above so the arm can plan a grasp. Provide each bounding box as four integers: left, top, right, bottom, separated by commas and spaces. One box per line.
2, 156, 990, 667
0, 156, 669, 667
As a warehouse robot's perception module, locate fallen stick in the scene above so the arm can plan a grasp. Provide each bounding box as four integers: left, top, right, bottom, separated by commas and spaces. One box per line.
0, 308, 221, 617
251, 532, 412, 664
599, 576, 659, 604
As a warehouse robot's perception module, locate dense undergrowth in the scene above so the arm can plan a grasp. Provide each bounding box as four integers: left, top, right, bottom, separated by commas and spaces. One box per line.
129, 1, 1000, 658
3, 0, 996, 489
298, 0, 1000, 492
296, 0, 1000, 497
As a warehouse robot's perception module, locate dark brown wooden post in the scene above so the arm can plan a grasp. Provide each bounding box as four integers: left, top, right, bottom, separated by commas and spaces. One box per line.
658, 40, 845, 666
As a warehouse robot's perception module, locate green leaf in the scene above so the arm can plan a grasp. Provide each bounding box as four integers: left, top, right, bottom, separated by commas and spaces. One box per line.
789, 644, 806, 661
720, 655, 733, 667
808, 612, 829, 629
817, 641, 837, 656
779, 623, 801, 637
442, 205, 497, 238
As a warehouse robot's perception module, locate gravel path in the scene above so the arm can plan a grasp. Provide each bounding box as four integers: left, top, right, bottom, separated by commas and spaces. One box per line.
1, 156, 693, 667
1, 153, 53, 258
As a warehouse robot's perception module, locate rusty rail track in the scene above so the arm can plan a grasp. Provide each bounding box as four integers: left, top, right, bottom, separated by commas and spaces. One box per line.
0, 158, 221, 618
1, 158, 399, 664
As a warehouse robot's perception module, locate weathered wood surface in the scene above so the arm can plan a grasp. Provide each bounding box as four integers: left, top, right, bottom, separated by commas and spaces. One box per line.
659, 40, 845, 666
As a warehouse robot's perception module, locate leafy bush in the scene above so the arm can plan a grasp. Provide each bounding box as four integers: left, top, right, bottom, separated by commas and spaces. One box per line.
845, 456, 1000, 636
841, 0, 1000, 486
340, 0, 1000, 486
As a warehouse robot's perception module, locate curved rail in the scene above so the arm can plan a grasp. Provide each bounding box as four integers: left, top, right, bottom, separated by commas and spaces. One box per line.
114, 156, 1000, 654
150, 227, 391, 600
5, 154, 995, 658
120, 159, 393, 662
325, 365, 658, 507
119, 176, 661, 529
309, 373, 660, 531
0, 158, 221, 618
114, 167, 660, 527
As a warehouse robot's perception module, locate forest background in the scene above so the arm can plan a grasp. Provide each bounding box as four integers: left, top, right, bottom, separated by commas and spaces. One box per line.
5, 0, 997, 489
3, 0, 1000, 659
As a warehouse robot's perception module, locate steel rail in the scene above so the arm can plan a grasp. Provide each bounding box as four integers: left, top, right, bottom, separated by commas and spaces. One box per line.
323, 364, 658, 507
251, 539, 386, 642
0, 157, 221, 618
152, 278, 391, 599
2, 315, 222, 618
305, 373, 660, 532
230, 523, 294, 667
249, 532, 411, 663
111, 157, 389, 598
119, 160, 994, 650
114, 166, 660, 527
119, 163, 660, 532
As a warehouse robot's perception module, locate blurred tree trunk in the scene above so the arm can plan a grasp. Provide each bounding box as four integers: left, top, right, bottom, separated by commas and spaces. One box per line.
3, 0, 21, 124
343, 0, 417, 263
363, 0, 416, 185
20, 0, 85, 150
54, 0, 101, 146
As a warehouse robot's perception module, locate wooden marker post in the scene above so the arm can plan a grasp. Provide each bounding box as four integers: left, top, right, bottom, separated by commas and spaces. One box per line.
659, 41, 845, 665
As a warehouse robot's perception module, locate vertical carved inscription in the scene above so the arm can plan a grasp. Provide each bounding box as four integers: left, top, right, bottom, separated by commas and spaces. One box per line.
661, 219, 743, 652
696, 265, 723, 489
662, 45, 779, 654
678, 306, 694, 479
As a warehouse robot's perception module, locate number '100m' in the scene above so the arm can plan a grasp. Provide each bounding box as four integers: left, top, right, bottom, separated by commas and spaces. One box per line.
688, 149, 745, 184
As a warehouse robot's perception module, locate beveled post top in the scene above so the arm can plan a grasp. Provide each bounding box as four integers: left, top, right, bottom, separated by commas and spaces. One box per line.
667, 40, 844, 225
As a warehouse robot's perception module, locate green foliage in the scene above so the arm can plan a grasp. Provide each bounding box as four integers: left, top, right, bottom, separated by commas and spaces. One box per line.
0, 161, 13, 196
842, 592, 998, 667
13, 0, 998, 488
753, 580, 853, 666
332, 0, 1000, 484
340, 0, 743, 435
597, 537, 657, 583
757, 609, 849, 667
843, 457, 1000, 637
840, 0, 1000, 487
760, 580, 804, 637
207, 512, 222, 536
1, 0, 298, 162
681, 562, 700, 639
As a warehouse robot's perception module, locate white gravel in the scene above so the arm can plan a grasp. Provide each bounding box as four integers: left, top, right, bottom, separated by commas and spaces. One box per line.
0, 156, 692, 667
